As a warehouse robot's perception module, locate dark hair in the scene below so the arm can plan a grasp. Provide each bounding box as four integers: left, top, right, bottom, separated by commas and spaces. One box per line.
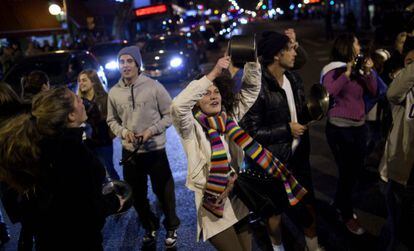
0, 87, 75, 193
0, 82, 24, 121
214, 71, 239, 116
258, 31, 290, 67
23, 71, 49, 98
260, 42, 291, 67
23, 71, 49, 104
192, 70, 239, 116
331, 33, 357, 62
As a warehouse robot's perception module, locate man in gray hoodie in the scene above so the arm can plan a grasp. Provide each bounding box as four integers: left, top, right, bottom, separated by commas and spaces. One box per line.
107, 46, 180, 248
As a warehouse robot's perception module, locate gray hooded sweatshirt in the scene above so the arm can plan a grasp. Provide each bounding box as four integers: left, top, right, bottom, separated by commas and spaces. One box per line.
107, 73, 172, 152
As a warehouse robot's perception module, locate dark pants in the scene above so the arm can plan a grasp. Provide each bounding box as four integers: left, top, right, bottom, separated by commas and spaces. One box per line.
381, 168, 414, 251
94, 144, 120, 181
122, 148, 180, 231
325, 122, 367, 220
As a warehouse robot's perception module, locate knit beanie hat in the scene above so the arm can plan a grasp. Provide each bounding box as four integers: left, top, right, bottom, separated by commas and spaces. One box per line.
258, 31, 290, 62
118, 46, 142, 68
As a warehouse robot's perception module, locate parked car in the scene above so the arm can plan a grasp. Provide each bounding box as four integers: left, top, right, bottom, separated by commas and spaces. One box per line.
141, 34, 200, 81
89, 40, 131, 85
3, 50, 107, 96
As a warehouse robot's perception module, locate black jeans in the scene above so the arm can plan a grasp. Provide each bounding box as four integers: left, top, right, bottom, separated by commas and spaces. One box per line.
122, 148, 180, 231
325, 122, 367, 220
382, 168, 414, 250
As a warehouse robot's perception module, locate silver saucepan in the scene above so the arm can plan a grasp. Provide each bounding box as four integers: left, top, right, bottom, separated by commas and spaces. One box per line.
306, 84, 330, 126
229, 35, 257, 67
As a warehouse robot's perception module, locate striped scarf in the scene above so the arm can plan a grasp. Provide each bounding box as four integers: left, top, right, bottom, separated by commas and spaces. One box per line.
195, 111, 307, 218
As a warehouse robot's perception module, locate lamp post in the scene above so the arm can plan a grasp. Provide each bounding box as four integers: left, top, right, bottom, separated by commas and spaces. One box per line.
48, 4, 62, 16
49, 1, 73, 43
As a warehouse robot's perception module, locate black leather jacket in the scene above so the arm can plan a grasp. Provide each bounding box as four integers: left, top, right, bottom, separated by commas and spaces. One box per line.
240, 67, 311, 163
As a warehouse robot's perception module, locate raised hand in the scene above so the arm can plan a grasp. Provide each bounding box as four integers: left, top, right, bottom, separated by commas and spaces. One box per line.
206, 56, 231, 81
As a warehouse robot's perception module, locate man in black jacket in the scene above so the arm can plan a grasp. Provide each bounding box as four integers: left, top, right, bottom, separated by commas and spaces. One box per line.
239, 31, 322, 251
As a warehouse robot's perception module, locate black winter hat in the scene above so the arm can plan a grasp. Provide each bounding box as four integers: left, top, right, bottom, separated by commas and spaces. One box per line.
257, 31, 290, 61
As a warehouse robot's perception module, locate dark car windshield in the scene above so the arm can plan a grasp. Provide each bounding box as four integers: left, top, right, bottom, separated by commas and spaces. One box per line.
90, 44, 125, 57
4, 54, 68, 94
144, 37, 186, 52
3, 52, 100, 95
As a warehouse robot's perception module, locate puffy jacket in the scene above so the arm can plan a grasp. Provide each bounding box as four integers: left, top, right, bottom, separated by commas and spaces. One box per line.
240, 67, 310, 163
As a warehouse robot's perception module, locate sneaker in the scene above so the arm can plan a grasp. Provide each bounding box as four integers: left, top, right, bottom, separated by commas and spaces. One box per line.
142, 230, 156, 245
165, 230, 177, 248
330, 202, 357, 222
345, 218, 365, 235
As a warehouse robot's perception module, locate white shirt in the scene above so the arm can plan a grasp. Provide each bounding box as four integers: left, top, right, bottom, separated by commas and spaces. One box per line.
282, 75, 300, 152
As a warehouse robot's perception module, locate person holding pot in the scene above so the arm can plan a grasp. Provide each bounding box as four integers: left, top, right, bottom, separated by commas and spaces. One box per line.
0, 87, 126, 250
107, 46, 180, 248
172, 52, 307, 251
239, 31, 324, 251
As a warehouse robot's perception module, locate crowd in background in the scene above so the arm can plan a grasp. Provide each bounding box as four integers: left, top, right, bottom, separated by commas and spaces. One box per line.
0, 11, 413, 251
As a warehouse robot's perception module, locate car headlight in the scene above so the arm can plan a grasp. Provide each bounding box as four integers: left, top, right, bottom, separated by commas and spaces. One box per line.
170, 57, 183, 68
105, 60, 118, 70
97, 66, 108, 91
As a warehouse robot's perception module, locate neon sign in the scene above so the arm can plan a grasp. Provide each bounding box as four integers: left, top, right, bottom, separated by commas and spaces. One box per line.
134, 4, 168, 17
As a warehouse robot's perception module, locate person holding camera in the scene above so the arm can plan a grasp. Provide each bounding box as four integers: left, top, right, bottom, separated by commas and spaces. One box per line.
320, 33, 377, 235
0, 87, 126, 250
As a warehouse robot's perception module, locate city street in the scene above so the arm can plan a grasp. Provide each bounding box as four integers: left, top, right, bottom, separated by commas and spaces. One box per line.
1, 19, 389, 251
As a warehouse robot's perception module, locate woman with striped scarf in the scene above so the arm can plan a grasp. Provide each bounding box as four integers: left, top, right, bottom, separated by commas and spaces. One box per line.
171, 56, 307, 250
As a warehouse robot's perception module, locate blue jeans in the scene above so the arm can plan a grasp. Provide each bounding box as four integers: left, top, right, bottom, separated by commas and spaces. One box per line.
94, 144, 120, 181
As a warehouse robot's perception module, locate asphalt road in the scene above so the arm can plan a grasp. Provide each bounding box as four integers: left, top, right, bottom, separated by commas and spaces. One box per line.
1, 19, 390, 251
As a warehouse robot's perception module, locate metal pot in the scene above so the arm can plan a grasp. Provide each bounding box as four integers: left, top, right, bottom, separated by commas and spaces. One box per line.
306, 84, 329, 125
102, 180, 133, 214
229, 35, 257, 67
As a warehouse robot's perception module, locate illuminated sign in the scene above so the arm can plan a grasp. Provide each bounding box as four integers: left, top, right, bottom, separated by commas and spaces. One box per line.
134, 4, 168, 17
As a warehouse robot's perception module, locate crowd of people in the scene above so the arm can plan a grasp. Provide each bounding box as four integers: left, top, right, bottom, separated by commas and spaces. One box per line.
0, 26, 412, 251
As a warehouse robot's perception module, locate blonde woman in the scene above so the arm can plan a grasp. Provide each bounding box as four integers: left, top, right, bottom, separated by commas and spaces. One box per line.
0, 87, 125, 250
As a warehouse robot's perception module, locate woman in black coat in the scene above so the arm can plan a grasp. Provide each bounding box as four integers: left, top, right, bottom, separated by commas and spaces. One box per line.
0, 87, 125, 250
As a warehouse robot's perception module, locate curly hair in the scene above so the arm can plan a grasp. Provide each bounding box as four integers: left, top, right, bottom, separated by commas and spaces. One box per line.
213, 70, 240, 116
192, 70, 240, 117
0, 82, 24, 121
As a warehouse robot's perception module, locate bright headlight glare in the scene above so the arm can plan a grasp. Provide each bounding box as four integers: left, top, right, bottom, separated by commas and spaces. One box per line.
170, 57, 183, 68
105, 61, 118, 70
